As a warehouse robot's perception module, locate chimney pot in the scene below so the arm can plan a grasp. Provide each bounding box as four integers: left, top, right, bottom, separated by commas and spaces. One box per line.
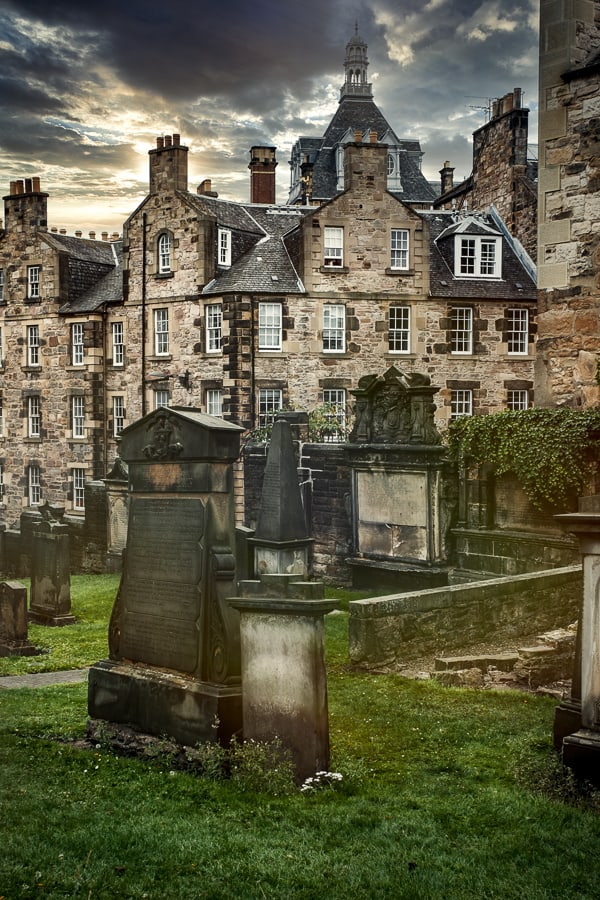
51, 227, 58, 233
112, 232, 120, 240
59, 228, 66, 234
173, 134, 180, 146
157, 136, 164, 149
165, 135, 172, 147
102, 231, 109, 241
17, 180, 25, 194
89, 231, 96, 239
9, 181, 17, 195
75, 230, 82, 237
354, 130, 363, 143
32, 176, 41, 192
25, 178, 33, 193
369, 131, 378, 143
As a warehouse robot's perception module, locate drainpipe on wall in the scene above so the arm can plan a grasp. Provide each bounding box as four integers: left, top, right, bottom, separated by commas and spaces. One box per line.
102, 303, 108, 477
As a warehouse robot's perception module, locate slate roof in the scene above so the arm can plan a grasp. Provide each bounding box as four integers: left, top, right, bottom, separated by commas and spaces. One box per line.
300, 96, 437, 205
56, 239, 123, 313
202, 202, 306, 296
424, 210, 537, 301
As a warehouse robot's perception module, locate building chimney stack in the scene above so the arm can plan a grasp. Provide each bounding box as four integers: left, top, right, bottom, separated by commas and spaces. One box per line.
249, 146, 277, 204
440, 161, 455, 195
149, 133, 189, 195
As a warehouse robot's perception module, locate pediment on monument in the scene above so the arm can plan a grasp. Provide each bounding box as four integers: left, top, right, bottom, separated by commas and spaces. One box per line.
350, 367, 441, 446
117, 406, 243, 464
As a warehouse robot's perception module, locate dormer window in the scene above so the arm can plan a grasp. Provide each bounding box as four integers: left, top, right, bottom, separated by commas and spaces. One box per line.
455, 235, 501, 278
158, 233, 171, 273
218, 228, 231, 267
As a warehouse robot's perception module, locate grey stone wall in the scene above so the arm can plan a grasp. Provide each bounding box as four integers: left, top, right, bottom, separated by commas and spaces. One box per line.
349, 565, 582, 666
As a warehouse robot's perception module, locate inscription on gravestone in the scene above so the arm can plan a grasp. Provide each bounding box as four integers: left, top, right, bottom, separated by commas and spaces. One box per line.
88, 407, 244, 746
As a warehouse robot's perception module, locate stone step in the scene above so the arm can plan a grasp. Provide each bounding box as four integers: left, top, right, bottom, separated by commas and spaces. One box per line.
434, 652, 520, 672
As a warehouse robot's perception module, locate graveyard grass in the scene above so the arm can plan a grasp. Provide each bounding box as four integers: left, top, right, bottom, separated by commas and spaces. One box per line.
1, 579, 600, 898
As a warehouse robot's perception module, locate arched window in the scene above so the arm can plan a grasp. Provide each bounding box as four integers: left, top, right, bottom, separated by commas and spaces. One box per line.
158, 233, 171, 274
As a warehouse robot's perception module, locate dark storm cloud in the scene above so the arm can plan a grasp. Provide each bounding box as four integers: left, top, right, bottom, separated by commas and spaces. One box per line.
0, 0, 540, 230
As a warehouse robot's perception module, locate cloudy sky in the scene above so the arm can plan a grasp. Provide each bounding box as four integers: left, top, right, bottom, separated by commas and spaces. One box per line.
0, 0, 540, 234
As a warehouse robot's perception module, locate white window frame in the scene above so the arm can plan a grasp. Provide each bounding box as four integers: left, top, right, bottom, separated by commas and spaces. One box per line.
258, 388, 282, 429
113, 396, 125, 437
0, 463, 4, 503
450, 307, 473, 355
27, 324, 40, 367
72, 468, 86, 511
455, 236, 501, 278
155, 390, 170, 409
206, 389, 223, 417
322, 388, 346, 442
389, 306, 410, 354
0, 270, 4, 303
154, 308, 169, 356
28, 395, 41, 438
323, 304, 345, 353
507, 389, 529, 411
205, 304, 222, 353
0, 392, 3, 437
450, 389, 473, 419
158, 233, 171, 273
112, 322, 124, 366
0, 326, 3, 367
27, 265, 40, 299
507, 308, 529, 356
28, 464, 41, 506
258, 302, 282, 351
324, 227, 343, 267
218, 228, 231, 267
71, 323, 84, 366
390, 229, 409, 270
72, 395, 85, 438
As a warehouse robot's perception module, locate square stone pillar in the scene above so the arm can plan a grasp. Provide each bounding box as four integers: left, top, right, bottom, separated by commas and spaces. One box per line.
230, 576, 336, 782
556, 510, 600, 783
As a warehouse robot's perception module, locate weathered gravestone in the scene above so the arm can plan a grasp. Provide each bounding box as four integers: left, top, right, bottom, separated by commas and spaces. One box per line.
88, 407, 244, 746
0, 581, 40, 656
346, 365, 453, 591
230, 417, 336, 782
28, 503, 75, 626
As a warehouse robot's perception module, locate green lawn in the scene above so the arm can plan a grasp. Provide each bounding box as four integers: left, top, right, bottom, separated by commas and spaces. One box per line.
1, 577, 599, 898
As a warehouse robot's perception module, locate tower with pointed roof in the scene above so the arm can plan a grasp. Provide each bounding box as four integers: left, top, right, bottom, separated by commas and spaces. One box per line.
288, 28, 437, 208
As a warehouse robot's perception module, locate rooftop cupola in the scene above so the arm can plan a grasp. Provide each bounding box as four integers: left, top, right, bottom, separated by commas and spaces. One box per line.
341, 23, 372, 100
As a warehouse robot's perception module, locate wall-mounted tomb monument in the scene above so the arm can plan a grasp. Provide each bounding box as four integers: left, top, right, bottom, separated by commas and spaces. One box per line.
88, 407, 244, 746
346, 366, 453, 591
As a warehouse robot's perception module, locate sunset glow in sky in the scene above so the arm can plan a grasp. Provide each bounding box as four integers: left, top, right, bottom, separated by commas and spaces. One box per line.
0, 0, 540, 234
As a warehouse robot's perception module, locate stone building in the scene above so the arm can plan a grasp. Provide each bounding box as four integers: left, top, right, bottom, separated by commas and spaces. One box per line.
434, 88, 538, 260
0, 31, 537, 531
536, 0, 600, 408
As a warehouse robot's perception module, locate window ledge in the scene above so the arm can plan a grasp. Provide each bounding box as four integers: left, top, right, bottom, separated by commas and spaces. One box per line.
21, 366, 41, 374
154, 272, 174, 280
23, 437, 41, 444
385, 267, 415, 276
320, 266, 350, 275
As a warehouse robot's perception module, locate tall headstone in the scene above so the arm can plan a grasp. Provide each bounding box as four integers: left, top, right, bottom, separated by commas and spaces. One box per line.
88, 407, 244, 746
104, 456, 129, 572
347, 366, 451, 590
28, 503, 75, 626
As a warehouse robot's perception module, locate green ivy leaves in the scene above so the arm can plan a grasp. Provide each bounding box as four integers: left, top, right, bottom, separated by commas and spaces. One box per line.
446, 408, 600, 510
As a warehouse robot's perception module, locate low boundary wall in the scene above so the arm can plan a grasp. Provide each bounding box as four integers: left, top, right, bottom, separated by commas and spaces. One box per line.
348, 565, 582, 667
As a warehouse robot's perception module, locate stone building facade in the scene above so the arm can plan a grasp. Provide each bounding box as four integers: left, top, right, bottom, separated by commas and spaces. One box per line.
0, 32, 538, 535
536, 0, 600, 408
435, 88, 538, 261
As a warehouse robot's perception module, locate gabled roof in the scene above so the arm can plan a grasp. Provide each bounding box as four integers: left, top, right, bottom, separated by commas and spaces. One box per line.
424, 210, 537, 300
203, 203, 306, 296
41, 232, 122, 314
